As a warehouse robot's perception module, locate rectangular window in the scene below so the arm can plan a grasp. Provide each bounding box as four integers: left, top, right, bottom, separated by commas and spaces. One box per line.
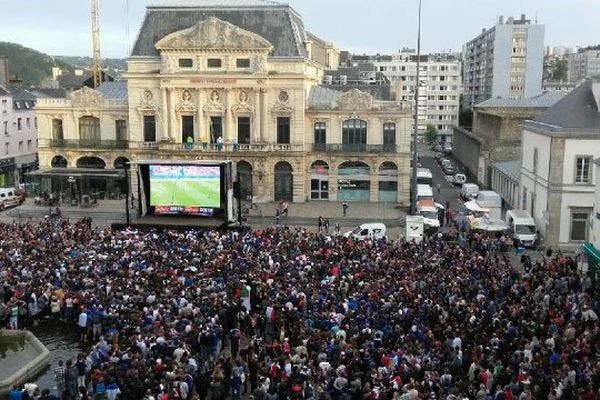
34, 117, 37, 129
207, 58, 222, 68
209, 116, 223, 144
4, 143, 8, 155
18, 141, 23, 152
26, 118, 30, 129
178, 58, 193, 68
17, 118, 22, 131
3, 121, 7, 134
1, 99, 6, 112
383, 123, 396, 151
27, 140, 32, 151
575, 156, 591, 183
314, 122, 326, 151
52, 119, 64, 140
570, 211, 589, 241
533, 148, 538, 174
143, 115, 156, 142
15, 101, 21, 110
181, 115, 194, 144
522, 187, 528, 210
277, 117, 290, 144
237, 117, 251, 144
115, 119, 127, 141
236, 58, 250, 68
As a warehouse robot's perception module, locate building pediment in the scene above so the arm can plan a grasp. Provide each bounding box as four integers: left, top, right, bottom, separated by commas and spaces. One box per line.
70, 86, 103, 108
155, 17, 273, 52
335, 89, 374, 111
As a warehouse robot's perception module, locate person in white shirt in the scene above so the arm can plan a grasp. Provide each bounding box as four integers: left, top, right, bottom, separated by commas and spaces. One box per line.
78, 309, 88, 342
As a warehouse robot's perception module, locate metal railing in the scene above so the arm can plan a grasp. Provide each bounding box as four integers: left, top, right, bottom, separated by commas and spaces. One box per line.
158, 142, 305, 152
312, 144, 398, 153
39, 139, 129, 149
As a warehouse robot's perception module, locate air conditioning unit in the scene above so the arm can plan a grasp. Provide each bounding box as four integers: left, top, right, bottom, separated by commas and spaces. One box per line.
339, 75, 348, 85
323, 75, 333, 84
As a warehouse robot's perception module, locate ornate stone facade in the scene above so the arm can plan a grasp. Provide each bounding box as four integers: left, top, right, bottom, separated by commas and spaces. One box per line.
37, 10, 411, 205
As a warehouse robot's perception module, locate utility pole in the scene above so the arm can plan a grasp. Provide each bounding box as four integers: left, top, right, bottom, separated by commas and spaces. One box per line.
411, 0, 423, 214
91, 0, 103, 88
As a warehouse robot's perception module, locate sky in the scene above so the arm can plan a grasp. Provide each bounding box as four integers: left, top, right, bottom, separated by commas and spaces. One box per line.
0, 0, 598, 58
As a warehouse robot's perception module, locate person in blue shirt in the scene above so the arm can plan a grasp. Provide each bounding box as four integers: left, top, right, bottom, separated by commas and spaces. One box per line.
8, 387, 23, 400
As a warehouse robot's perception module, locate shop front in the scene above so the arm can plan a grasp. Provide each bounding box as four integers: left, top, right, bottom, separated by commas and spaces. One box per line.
337, 161, 370, 202
24, 168, 126, 204
0, 157, 16, 188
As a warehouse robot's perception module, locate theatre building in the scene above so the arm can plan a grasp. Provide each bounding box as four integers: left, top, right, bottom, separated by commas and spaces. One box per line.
35, 0, 411, 204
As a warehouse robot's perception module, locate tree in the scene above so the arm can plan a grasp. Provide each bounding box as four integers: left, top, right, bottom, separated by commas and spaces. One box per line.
425, 125, 439, 145
551, 59, 568, 82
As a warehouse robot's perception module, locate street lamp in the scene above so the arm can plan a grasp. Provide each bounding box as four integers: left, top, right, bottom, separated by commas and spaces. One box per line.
411, 0, 423, 214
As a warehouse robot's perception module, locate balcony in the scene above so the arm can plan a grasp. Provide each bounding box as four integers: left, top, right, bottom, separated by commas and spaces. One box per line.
39, 139, 129, 149
312, 144, 398, 153
157, 142, 305, 152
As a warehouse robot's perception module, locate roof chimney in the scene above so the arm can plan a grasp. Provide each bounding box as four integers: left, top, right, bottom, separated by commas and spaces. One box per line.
498, 16, 504, 24
521, 14, 526, 21
0, 56, 9, 87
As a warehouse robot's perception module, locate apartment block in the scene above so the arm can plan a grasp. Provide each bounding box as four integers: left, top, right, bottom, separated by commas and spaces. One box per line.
463, 15, 545, 108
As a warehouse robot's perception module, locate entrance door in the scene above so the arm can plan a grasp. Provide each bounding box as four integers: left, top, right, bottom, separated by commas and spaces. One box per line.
274, 162, 293, 201
311, 179, 329, 200
181, 116, 194, 144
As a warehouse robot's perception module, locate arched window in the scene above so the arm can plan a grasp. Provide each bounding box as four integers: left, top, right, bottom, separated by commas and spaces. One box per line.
79, 116, 100, 141
51, 155, 68, 168
342, 119, 367, 151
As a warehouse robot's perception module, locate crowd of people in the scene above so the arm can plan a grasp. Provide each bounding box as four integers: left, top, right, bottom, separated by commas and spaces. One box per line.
0, 218, 599, 400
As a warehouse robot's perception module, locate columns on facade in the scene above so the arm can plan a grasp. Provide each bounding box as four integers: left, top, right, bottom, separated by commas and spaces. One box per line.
253, 89, 260, 143
167, 88, 177, 142
196, 88, 204, 143
160, 88, 169, 141
370, 172, 379, 202
292, 171, 305, 203
225, 90, 234, 144
329, 169, 338, 202
260, 88, 268, 143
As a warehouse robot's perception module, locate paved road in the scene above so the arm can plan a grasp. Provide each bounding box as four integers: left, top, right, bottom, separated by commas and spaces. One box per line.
419, 149, 463, 210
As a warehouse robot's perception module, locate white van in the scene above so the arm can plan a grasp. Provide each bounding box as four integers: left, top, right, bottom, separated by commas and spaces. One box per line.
460, 183, 479, 200
416, 168, 433, 186
505, 210, 538, 248
416, 199, 440, 229
0, 187, 23, 210
344, 223, 387, 241
477, 191, 502, 207
416, 184, 434, 201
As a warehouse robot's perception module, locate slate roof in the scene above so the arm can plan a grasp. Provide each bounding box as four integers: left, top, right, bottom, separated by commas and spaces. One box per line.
0, 85, 9, 96
308, 86, 342, 107
9, 86, 36, 101
533, 79, 600, 131
96, 81, 128, 100
475, 91, 566, 109
132, 0, 307, 58
29, 88, 67, 99
491, 160, 521, 183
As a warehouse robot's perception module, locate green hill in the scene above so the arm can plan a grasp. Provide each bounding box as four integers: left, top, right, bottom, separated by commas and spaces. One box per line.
0, 42, 73, 87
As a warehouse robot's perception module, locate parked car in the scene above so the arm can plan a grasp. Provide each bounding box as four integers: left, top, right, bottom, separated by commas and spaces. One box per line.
452, 173, 466, 186
460, 183, 479, 200
0, 187, 24, 210
433, 152, 444, 162
441, 142, 453, 154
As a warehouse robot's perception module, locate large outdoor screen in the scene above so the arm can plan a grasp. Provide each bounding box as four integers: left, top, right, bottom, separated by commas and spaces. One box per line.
149, 165, 221, 216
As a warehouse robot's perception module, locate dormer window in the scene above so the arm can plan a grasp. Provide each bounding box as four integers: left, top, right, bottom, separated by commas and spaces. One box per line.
207, 58, 222, 68
236, 58, 250, 68
178, 58, 193, 68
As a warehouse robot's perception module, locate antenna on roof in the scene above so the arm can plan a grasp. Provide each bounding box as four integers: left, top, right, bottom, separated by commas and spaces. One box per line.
535, 11, 538, 24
